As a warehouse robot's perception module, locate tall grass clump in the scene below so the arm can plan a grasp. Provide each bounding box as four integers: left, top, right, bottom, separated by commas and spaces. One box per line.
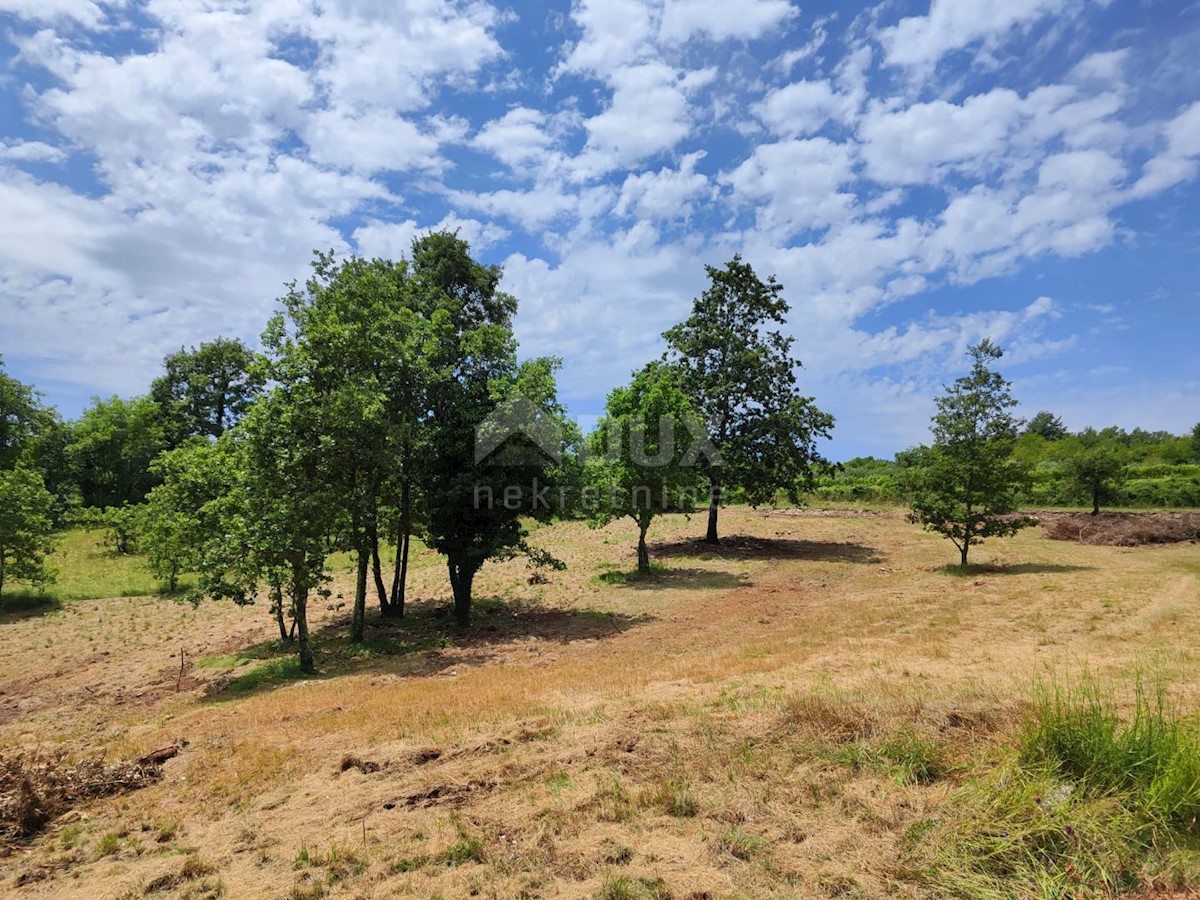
906, 673, 1200, 897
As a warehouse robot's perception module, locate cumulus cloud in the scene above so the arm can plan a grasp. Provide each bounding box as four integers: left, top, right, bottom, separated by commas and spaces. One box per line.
0, 0, 1196, 452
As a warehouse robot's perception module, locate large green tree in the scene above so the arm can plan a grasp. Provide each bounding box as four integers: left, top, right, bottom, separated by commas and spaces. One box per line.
663, 255, 833, 544
0, 356, 45, 470
906, 340, 1034, 566
586, 362, 706, 574
413, 233, 568, 626
150, 337, 263, 445
0, 466, 57, 598
67, 395, 166, 508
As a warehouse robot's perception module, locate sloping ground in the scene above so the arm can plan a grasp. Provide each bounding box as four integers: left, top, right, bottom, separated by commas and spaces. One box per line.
1, 509, 1198, 897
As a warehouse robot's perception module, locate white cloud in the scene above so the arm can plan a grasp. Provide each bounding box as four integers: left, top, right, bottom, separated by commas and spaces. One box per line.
756, 80, 844, 137
575, 62, 699, 175
614, 151, 712, 220
354, 215, 509, 259
305, 108, 441, 174
858, 90, 1026, 185
1132, 101, 1200, 196
659, 0, 796, 44
721, 138, 858, 237
0, 140, 67, 163
878, 0, 1078, 73
0, 0, 107, 27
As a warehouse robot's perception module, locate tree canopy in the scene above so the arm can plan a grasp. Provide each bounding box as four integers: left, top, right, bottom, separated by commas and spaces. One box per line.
906, 340, 1034, 566
663, 255, 833, 544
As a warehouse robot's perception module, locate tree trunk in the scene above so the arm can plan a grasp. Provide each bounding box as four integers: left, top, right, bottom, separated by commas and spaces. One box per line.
291, 576, 314, 674
271, 583, 288, 642
1092, 489, 1100, 516
0, 554, 6, 599
370, 519, 389, 614
388, 476, 412, 618
448, 557, 474, 628
351, 538, 369, 643
705, 476, 721, 545
637, 523, 650, 574
960, 543, 969, 567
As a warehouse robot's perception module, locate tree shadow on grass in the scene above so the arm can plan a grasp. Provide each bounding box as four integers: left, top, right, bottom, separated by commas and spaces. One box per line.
935, 562, 1097, 577
653, 534, 885, 565
201, 596, 653, 700
0, 592, 62, 623
594, 565, 748, 591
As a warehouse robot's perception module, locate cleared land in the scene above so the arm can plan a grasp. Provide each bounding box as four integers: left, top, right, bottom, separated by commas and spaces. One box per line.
1, 508, 1199, 898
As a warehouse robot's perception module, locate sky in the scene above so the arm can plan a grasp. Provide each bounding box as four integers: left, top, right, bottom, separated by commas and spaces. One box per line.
0, 0, 1198, 460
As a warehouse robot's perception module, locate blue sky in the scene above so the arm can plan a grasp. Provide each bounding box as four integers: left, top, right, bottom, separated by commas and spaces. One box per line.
0, 0, 1197, 459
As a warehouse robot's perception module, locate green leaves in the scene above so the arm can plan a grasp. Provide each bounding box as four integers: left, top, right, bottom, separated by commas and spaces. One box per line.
907, 341, 1035, 565
662, 255, 833, 540
0, 465, 58, 596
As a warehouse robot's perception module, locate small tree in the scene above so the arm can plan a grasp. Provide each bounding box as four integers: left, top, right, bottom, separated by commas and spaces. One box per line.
1025, 410, 1068, 441
1065, 444, 1126, 515
663, 255, 833, 544
1192, 422, 1200, 464
0, 466, 57, 598
907, 340, 1033, 566
586, 363, 706, 574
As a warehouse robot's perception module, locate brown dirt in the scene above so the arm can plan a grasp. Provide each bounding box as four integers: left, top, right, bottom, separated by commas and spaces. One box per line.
0, 507, 1196, 897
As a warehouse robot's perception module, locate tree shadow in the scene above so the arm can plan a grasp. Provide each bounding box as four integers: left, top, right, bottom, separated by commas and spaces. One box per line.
653, 535, 885, 565
0, 592, 62, 623
935, 562, 1097, 577
201, 596, 654, 700
595, 565, 748, 591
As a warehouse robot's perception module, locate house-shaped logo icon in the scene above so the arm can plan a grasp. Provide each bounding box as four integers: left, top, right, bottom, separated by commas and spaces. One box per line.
474, 395, 563, 465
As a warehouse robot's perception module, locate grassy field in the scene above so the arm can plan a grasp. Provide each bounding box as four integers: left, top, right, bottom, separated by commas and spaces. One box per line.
1, 508, 1199, 898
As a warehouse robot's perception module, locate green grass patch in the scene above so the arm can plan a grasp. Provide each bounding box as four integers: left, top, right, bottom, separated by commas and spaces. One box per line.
906, 673, 1200, 896
5, 527, 194, 603
223, 657, 307, 694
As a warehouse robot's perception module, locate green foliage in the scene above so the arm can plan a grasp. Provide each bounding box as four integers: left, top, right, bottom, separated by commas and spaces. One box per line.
150, 337, 263, 444
1192, 422, 1200, 463
586, 362, 706, 573
74, 504, 144, 555
906, 340, 1034, 565
1063, 442, 1127, 514
663, 254, 833, 542
414, 233, 570, 626
0, 465, 58, 597
1025, 410, 1068, 441
0, 356, 48, 470
66, 394, 166, 508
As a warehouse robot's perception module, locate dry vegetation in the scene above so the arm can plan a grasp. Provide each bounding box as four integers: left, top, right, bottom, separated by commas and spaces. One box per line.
1, 508, 1198, 898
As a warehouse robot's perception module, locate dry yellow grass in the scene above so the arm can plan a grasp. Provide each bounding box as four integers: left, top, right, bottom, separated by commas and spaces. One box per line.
1, 508, 1197, 897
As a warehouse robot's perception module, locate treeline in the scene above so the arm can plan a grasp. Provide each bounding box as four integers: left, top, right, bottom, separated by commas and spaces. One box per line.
0, 236, 834, 672
812, 419, 1200, 509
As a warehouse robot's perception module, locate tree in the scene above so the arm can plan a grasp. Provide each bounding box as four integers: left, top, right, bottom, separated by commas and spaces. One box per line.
67, 395, 166, 508
0, 466, 57, 598
586, 363, 706, 574
1192, 422, 1200, 463
663, 255, 833, 544
413, 233, 567, 627
1065, 444, 1126, 515
906, 340, 1034, 566
1025, 410, 1068, 441
0, 356, 45, 470
150, 337, 263, 445
272, 250, 433, 639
